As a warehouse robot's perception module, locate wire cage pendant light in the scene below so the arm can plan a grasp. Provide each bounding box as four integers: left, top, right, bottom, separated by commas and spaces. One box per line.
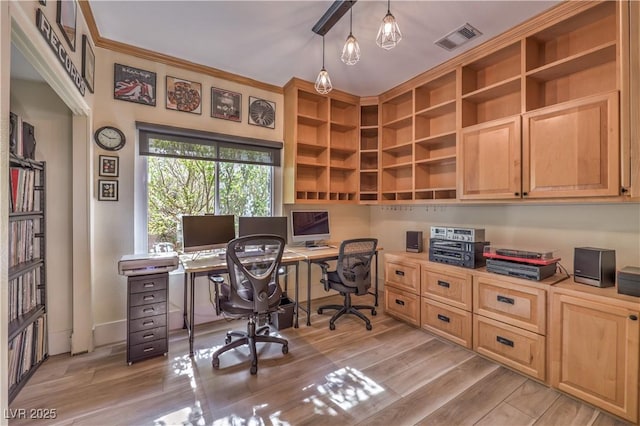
376, 0, 402, 50
315, 36, 333, 94
341, 2, 360, 65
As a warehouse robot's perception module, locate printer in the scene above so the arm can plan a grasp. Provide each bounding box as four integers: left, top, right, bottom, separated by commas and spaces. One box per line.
118, 252, 180, 276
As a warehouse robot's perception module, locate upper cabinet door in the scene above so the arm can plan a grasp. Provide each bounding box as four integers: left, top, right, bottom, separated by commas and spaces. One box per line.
522, 91, 619, 198
459, 116, 522, 199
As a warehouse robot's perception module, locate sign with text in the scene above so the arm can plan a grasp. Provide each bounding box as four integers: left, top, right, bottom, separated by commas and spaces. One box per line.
36, 9, 86, 96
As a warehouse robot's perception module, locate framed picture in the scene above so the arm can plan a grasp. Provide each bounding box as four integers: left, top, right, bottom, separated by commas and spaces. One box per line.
98, 179, 118, 201
56, 0, 77, 52
99, 155, 119, 177
82, 35, 95, 93
166, 76, 202, 114
211, 87, 241, 122
39, 0, 47, 6
248, 96, 276, 129
113, 63, 156, 106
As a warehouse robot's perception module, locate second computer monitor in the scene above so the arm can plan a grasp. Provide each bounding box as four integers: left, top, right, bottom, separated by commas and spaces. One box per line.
290, 210, 330, 245
238, 216, 288, 242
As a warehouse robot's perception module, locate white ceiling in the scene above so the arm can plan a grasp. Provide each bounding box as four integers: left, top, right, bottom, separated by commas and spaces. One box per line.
86, 0, 560, 96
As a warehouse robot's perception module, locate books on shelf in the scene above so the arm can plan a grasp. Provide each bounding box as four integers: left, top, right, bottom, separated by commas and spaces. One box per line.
8, 314, 47, 389
9, 111, 36, 160
9, 166, 37, 213
8, 267, 42, 322
8, 219, 40, 268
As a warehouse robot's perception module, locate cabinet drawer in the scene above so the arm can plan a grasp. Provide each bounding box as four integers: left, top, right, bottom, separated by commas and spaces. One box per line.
385, 285, 420, 326
129, 274, 167, 294
129, 327, 167, 346
473, 277, 546, 334
130, 302, 166, 320
473, 315, 546, 381
385, 261, 420, 294
421, 298, 472, 348
129, 314, 167, 333
422, 267, 472, 311
129, 339, 168, 363
129, 289, 167, 307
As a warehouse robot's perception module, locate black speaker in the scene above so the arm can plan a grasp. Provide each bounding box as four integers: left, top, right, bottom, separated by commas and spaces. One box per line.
574, 247, 616, 287
406, 231, 423, 253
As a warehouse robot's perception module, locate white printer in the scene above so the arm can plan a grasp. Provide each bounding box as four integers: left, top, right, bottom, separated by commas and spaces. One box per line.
118, 252, 179, 276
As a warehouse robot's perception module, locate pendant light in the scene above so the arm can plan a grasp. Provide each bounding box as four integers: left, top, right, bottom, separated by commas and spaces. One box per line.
340, 1, 360, 65
376, 0, 402, 50
315, 35, 333, 94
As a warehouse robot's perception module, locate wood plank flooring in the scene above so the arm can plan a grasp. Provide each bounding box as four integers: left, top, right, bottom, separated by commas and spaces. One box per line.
9, 294, 633, 426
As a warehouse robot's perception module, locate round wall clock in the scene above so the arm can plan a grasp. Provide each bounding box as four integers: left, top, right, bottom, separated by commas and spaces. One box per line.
248, 98, 275, 128
94, 126, 126, 151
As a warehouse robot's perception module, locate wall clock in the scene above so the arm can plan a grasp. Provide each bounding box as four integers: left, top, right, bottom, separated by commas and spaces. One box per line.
94, 126, 126, 151
248, 97, 276, 129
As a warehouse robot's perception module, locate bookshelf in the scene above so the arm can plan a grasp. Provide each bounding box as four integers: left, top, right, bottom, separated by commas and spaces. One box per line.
8, 155, 48, 403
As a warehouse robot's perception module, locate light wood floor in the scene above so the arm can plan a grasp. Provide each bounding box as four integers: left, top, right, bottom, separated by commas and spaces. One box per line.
10, 294, 633, 426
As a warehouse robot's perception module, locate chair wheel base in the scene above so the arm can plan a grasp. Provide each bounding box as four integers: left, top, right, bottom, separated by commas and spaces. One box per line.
282, 344, 288, 354
329, 323, 336, 330
366, 323, 372, 331
372, 309, 377, 316
212, 357, 220, 369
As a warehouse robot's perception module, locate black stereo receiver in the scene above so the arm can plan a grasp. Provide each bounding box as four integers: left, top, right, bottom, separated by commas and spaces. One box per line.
428, 239, 489, 269
486, 258, 557, 281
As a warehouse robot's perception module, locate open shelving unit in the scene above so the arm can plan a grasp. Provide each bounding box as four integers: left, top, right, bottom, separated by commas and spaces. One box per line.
359, 99, 379, 203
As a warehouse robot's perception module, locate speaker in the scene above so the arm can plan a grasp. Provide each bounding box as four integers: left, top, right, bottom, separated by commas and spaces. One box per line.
574, 247, 616, 287
406, 231, 423, 253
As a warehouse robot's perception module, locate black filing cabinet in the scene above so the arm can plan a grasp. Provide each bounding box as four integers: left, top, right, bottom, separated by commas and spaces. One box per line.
127, 272, 168, 364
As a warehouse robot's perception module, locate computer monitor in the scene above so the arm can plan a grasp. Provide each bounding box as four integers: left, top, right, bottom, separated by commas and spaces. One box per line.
181, 214, 235, 253
290, 210, 330, 246
238, 216, 288, 242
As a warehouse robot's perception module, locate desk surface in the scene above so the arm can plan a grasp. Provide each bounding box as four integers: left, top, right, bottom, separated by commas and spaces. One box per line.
180, 248, 306, 273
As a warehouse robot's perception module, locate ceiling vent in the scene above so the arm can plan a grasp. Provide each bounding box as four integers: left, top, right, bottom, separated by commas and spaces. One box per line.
435, 23, 482, 51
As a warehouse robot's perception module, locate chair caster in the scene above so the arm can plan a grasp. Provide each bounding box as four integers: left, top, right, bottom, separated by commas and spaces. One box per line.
371, 309, 377, 316
250, 365, 258, 375
329, 323, 336, 330
212, 357, 220, 369
282, 344, 288, 354
317, 308, 323, 314
225, 336, 232, 344
366, 323, 372, 331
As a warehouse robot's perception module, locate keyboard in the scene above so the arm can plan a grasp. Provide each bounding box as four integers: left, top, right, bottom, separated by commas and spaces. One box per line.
306, 245, 331, 251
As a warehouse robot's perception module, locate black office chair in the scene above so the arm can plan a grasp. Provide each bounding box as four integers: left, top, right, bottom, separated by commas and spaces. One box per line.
317, 238, 378, 331
209, 234, 288, 374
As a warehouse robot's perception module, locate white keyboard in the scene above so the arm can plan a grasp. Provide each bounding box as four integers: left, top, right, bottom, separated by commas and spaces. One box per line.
306, 245, 331, 251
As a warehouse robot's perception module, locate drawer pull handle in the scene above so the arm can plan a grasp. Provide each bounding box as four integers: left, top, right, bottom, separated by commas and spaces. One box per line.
143, 347, 155, 352
143, 333, 155, 339
143, 295, 155, 301
395, 299, 405, 306
630, 315, 638, 321
437, 280, 450, 288
142, 307, 155, 313
395, 270, 405, 277
437, 314, 450, 323
496, 336, 514, 347
497, 295, 515, 305
142, 320, 154, 326
143, 283, 155, 288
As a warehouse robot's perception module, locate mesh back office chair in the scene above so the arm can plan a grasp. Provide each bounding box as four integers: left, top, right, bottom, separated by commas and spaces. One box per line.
317, 238, 378, 330
209, 235, 288, 374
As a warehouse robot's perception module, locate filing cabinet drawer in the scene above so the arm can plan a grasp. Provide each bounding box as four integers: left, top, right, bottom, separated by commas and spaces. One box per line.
422, 266, 472, 311
385, 261, 420, 294
473, 277, 546, 334
473, 315, 545, 381
129, 289, 167, 307
421, 298, 472, 348
129, 302, 167, 320
129, 327, 167, 346
129, 339, 168, 363
385, 285, 420, 326
129, 274, 167, 294
129, 313, 167, 333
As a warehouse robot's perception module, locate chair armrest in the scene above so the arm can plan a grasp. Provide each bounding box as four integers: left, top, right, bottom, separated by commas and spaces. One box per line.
209, 274, 225, 316
317, 261, 331, 291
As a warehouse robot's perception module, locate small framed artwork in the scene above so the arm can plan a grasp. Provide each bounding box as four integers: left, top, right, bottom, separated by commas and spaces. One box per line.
166, 76, 202, 114
56, 0, 77, 52
82, 35, 95, 93
39, 0, 47, 5
99, 155, 119, 177
114, 63, 156, 106
211, 87, 241, 122
248, 96, 276, 129
98, 179, 118, 201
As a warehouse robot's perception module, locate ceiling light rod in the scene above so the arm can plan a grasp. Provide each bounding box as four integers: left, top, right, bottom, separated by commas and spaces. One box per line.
312, 0, 358, 36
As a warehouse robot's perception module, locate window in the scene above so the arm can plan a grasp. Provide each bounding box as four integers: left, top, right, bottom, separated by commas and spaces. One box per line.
138, 122, 282, 252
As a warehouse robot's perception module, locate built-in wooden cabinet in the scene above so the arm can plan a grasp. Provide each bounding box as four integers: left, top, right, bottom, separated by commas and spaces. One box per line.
384, 254, 421, 326
549, 282, 639, 423
359, 98, 379, 203
284, 78, 359, 204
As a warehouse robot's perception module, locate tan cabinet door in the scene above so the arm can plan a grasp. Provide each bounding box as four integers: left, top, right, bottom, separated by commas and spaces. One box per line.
550, 292, 639, 422
459, 116, 522, 199
522, 91, 619, 198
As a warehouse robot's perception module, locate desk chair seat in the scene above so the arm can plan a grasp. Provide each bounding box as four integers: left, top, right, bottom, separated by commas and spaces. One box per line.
209, 235, 288, 375
317, 238, 378, 331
